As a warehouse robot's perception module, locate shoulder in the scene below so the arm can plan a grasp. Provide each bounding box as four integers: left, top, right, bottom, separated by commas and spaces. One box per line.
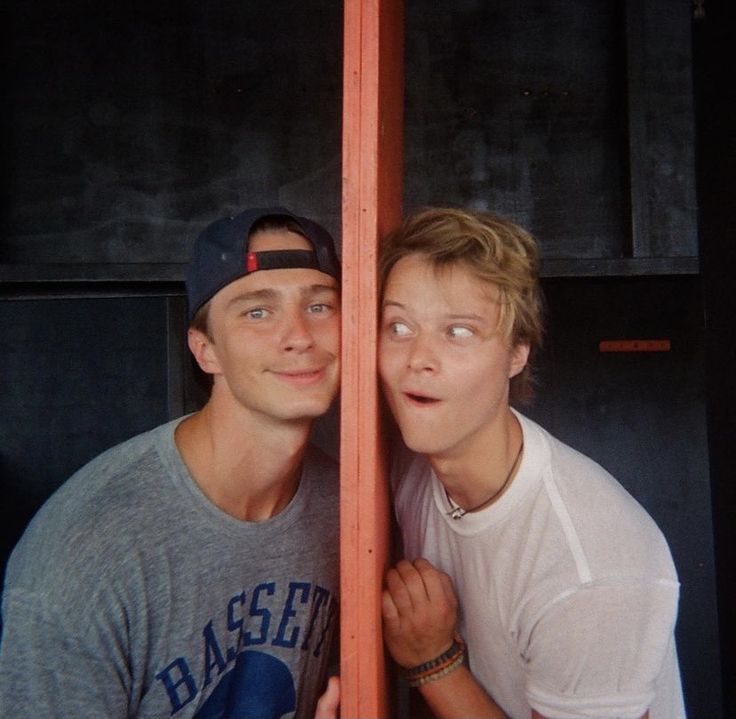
4, 419, 182, 596
49, 418, 179, 511
517, 412, 677, 581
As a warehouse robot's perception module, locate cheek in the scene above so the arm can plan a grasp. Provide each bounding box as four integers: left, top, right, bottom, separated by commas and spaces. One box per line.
316, 320, 341, 352
377, 342, 400, 382
455, 358, 508, 393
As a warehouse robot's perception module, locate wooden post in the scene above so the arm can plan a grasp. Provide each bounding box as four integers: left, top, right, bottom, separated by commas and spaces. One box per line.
340, 0, 404, 716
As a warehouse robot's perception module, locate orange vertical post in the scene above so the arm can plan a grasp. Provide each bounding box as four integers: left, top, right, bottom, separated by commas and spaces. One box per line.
340, 0, 404, 717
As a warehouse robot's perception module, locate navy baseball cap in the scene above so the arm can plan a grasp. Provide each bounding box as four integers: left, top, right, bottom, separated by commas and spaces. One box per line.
186, 207, 341, 320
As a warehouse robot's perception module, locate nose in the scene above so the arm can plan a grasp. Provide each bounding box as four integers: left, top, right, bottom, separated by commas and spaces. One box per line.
406, 333, 438, 373
282, 310, 315, 352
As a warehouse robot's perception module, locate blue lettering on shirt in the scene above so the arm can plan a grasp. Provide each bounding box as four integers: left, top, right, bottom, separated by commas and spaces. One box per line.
156, 580, 336, 716
226, 591, 246, 662
244, 582, 274, 646
203, 620, 228, 687
155, 657, 197, 714
301, 585, 330, 653
272, 582, 310, 648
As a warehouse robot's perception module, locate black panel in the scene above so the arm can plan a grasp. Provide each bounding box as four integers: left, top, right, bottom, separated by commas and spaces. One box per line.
1, 0, 343, 265
404, 0, 697, 263
404, 0, 629, 257
0, 297, 169, 577
526, 276, 720, 717
693, 0, 736, 706
626, 1, 697, 258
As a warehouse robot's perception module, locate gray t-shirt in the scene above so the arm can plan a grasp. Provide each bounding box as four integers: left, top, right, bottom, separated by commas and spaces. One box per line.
0, 418, 339, 719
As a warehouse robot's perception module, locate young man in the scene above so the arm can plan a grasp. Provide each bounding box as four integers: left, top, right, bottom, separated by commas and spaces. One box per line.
0, 208, 342, 718
378, 208, 685, 718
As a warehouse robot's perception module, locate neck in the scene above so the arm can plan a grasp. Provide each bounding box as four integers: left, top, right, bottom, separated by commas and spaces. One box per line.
175, 396, 312, 522
430, 408, 522, 511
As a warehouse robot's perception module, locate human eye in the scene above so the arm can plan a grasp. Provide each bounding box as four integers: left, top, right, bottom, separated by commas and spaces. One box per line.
244, 307, 269, 320
447, 325, 474, 339
388, 321, 412, 337
306, 286, 339, 316
307, 302, 333, 315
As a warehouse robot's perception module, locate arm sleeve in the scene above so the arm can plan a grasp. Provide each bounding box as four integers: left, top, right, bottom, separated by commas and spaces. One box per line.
0, 587, 131, 719
523, 579, 680, 719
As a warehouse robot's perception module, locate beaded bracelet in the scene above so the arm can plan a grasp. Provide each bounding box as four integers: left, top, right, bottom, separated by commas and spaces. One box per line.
401, 639, 466, 687
407, 650, 466, 687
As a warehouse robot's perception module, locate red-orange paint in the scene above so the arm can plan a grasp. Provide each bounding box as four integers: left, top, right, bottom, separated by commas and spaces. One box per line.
340, 1, 404, 716
599, 339, 672, 353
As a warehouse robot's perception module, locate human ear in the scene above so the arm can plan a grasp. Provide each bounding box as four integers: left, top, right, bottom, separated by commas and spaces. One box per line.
508, 342, 530, 379
187, 328, 220, 375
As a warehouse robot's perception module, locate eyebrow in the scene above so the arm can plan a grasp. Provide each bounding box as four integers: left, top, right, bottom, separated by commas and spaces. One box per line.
227, 288, 278, 307
227, 284, 338, 308
382, 299, 485, 322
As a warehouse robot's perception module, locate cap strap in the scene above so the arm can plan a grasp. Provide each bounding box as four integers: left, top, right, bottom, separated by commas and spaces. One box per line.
245, 250, 321, 274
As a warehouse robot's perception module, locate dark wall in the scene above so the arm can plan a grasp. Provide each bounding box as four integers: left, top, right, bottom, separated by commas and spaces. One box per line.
403, 0, 696, 263
692, 0, 736, 705
2, 0, 344, 261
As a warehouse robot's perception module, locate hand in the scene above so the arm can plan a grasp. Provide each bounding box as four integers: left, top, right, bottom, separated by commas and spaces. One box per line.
314, 675, 340, 719
382, 558, 459, 669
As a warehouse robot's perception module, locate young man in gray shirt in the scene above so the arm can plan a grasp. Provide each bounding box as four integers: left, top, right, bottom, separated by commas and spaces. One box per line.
0, 208, 342, 719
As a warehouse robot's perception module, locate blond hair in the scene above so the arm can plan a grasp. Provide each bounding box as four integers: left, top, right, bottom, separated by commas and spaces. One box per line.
379, 207, 544, 403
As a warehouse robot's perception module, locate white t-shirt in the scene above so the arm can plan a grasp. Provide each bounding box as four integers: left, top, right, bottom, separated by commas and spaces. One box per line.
392, 411, 686, 719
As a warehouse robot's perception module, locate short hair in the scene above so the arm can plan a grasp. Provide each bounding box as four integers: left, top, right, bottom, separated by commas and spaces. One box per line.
379, 207, 545, 403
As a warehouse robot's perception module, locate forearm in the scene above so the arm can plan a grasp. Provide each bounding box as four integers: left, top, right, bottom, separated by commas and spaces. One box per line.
415, 665, 508, 719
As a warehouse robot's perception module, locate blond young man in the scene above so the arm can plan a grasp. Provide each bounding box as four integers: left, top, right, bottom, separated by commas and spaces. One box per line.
379, 208, 685, 718
0, 208, 341, 718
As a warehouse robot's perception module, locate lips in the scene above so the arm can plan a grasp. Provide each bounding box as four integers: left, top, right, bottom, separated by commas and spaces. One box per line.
272, 367, 327, 386
403, 390, 440, 405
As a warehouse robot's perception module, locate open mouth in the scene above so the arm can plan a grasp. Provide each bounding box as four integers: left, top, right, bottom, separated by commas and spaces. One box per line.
405, 392, 439, 405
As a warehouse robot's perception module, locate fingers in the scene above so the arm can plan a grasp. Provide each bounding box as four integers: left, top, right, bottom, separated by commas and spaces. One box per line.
384, 561, 419, 615
381, 557, 458, 667
414, 558, 457, 609
385, 558, 456, 613
314, 676, 340, 719
381, 587, 400, 624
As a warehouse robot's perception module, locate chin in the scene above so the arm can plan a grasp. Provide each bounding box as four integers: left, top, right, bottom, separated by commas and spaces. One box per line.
288, 399, 335, 422
396, 427, 443, 456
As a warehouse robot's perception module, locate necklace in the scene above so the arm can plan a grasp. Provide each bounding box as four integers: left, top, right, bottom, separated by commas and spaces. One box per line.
445, 440, 524, 520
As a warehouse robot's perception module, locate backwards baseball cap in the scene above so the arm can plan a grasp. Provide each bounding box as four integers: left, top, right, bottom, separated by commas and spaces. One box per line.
186, 207, 341, 320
